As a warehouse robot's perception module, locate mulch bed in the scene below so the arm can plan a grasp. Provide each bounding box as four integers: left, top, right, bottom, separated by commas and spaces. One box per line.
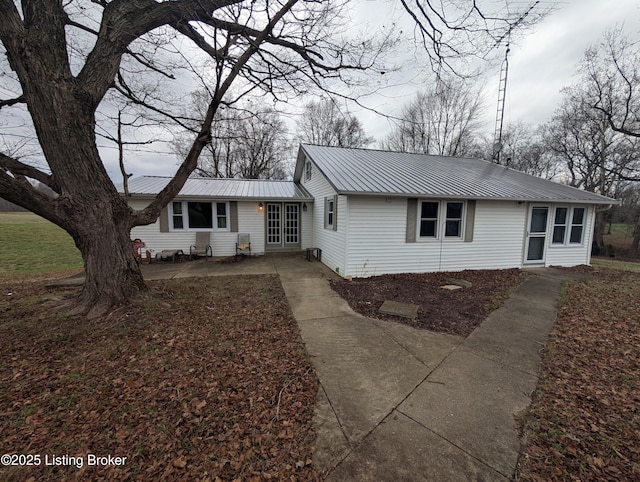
329, 268, 527, 337
0, 275, 319, 481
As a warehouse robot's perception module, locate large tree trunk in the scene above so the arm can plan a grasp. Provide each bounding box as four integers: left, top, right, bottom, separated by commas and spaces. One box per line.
593, 210, 607, 255
69, 207, 146, 318
631, 222, 640, 257
6, 26, 150, 316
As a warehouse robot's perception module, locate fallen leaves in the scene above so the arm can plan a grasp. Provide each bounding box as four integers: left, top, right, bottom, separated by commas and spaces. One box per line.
517, 268, 640, 481
0, 275, 319, 481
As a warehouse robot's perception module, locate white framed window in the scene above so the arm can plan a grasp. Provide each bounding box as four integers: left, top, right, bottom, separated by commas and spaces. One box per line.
305, 161, 312, 181
170, 201, 230, 231
326, 198, 334, 227
324, 195, 337, 230
552, 206, 586, 245
418, 200, 465, 240
419, 201, 439, 237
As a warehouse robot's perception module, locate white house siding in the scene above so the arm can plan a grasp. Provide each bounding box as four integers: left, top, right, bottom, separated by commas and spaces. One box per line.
300, 157, 347, 274
237, 202, 265, 255
544, 205, 595, 267
344, 197, 528, 277
300, 205, 313, 250
128, 199, 265, 257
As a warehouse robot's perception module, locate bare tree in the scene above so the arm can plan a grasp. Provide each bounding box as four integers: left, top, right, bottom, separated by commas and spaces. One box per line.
580, 29, 640, 255
0, 0, 391, 316
543, 85, 640, 253
0, 1, 547, 316
381, 79, 483, 156
585, 29, 640, 139
479, 121, 558, 179
297, 98, 373, 148
174, 94, 290, 179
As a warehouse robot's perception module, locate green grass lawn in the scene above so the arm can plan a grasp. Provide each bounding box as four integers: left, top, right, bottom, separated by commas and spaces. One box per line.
0, 212, 83, 274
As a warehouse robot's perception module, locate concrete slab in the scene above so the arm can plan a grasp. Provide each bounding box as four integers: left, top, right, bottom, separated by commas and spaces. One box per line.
463, 305, 555, 376
441, 284, 463, 291
447, 278, 473, 288
297, 314, 432, 443
284, 293, 355, 320
312, 386, 351, 476
370, 318, 463, 369
398, 349, 538, 477
379, 299, 419, 319
328, 411, 506, 482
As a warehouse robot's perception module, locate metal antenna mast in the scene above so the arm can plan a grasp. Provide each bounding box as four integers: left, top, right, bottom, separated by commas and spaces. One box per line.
492, 43, 510, 163
491, 1, 540, 164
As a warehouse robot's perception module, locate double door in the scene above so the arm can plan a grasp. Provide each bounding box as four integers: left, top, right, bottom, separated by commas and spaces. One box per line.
266, 203, 300, 249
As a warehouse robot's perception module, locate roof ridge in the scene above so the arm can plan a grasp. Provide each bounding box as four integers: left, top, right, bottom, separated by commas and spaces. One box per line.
136, 175, 292, 182
301, 143, 483, 162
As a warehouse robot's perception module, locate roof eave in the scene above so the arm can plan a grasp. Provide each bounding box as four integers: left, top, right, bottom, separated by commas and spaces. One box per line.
120, 193, 314, 202
335, 190, 619, 204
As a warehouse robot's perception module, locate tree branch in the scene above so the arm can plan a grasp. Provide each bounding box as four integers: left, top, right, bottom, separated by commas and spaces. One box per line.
0, 152, 55, 188
0, 95, 25, 109
132, 0, 300, 227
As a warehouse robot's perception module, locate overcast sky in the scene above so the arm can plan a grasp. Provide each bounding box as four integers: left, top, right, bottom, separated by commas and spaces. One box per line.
354, 0, 640, 146
93, 0, 640, 180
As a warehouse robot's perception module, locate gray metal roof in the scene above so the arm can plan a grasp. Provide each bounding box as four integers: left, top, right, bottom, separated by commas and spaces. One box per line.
121, 176, 314, 201
296, 145, 617, 204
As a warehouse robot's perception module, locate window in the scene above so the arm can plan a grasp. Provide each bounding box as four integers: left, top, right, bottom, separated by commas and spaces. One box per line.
305, 161, 312, 181
419, 201, 439, 237
216, 203, 227, 229
570, 207, 585, 244
445, 202, 463, 237
172, 202, 184, 229
170, 201, 229, 231
419, 200, 464, 239
552, 207, 568, 244
327, 198, 334, 227
324, 195, 337, 230
188, 202, 213, 229
551, 206, 586, 245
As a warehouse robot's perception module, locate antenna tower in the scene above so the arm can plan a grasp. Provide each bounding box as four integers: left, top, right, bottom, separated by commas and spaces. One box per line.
491, 1, 540, 164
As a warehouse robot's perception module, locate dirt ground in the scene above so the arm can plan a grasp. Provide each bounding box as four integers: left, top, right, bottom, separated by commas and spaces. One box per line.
329, 268, 527, 337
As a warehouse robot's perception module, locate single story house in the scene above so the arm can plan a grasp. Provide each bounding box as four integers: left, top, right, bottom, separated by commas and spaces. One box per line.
123, 144, 616, 277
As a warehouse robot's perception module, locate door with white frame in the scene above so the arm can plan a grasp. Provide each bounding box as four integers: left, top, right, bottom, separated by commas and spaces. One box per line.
524, 206, 549, 264
265, 202, 301, 250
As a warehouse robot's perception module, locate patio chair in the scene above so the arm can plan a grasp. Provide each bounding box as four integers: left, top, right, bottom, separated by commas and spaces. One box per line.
190, 232, 213, 260
236, 233, 251, 256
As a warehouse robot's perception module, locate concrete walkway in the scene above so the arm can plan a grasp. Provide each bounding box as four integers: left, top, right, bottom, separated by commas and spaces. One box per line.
53, 255, 583, 479
280, 261, 587, 481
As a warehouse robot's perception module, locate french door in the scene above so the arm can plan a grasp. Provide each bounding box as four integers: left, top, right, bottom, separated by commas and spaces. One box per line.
525, 206, 549, 263
266, 203, 300, 249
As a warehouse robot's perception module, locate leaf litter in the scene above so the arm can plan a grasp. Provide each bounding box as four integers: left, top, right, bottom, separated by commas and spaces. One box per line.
516, 267, 640, 481
0, 275, 319, 481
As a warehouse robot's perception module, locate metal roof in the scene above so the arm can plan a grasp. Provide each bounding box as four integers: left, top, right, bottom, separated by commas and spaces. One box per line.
120, 176, 314, 201
296, 145, 617, 204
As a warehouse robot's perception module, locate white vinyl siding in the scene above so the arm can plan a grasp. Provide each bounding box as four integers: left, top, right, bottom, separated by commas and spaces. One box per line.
301, 156, 346, 275
129, 199, 265, 257
300, 203, 313, 250
345, 197, 527, 277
